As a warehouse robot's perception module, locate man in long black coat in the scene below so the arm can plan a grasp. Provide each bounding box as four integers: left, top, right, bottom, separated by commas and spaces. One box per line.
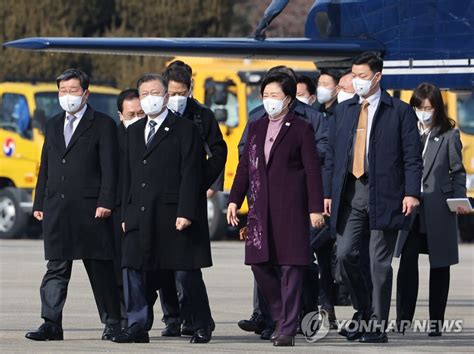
26, 69, 121, 341
155, 63, 227, 339
114, 74, 207, 344
113, 88, 146, 329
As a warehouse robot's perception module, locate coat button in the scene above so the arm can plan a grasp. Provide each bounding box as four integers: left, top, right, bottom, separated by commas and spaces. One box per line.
61, 176, 65, 181
424, 183, 429, 189
60, 194, 65, 199
143, 160, 147, 165
141, 183, 146, 188
62, 159, 66, 164
141, 206, 145, 211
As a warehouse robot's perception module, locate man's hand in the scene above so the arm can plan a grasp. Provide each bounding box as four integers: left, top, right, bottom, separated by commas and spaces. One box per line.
176, 217, 192, 231
402, 196, 420, 216
310, 213, 325, 228
121, 222, 125, 233
323, 198, 332, 216
33, 211, 43, 221
227, 203, 240, 227
95, 207, 111, 218
206, 189, 216, 199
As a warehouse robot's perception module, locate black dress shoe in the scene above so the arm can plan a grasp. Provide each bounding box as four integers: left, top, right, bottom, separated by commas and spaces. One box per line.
273, 335, 295, 347
341, 311, 368, 341
260, 327, 275, 340
25, 322, 63, 341
322, 307, 339, 330
359, 331, 388, 343
112, 324, 150, 343
190, 328, 212, 344
428, 330, 442, 337
181, 325, 195, 336
102, 323, 121, 340
162, 323, 181, 337
237, 313, 265, 334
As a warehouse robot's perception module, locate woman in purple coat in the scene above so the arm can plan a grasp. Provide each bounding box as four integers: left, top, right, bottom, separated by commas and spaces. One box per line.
227, 72, 324, 347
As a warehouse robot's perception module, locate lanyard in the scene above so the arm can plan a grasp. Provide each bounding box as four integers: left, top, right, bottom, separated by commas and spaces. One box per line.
422, 131, 431, 163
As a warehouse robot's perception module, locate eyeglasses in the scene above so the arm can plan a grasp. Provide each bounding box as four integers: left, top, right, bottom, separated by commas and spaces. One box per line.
123, 112, 145, 119
140, 90, 164, 98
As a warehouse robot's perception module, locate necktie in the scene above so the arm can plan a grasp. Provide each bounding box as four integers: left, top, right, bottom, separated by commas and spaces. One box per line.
352, 100, 370, 178
64, 115, 77, 147
146, 120, 158, 147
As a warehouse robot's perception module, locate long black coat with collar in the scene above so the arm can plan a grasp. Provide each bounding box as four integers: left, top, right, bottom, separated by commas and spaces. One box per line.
33, 105, 118, 260
121, 111, 210, 271
182, 97, 227, 191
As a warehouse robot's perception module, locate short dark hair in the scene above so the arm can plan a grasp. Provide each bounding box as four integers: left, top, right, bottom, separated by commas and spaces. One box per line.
410, 82, 455, 135
167, 60, 193, 76
162, 66, 192, 90
267, 65, 298, 81
117, 88, 139, 113
296, 75, 316, 95
319, 68, 341, 85
136, 73, 168, 92
260, 72, 297, 100
352, 52, 383, 74
56, 68, 89, 90
340, 68, 352, 77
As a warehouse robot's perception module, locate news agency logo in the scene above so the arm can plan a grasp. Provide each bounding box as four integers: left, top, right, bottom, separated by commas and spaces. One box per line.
301, 311, 464, 343
301, 309, 330, 342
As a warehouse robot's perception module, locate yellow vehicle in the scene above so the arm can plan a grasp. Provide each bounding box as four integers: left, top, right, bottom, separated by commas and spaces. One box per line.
0, 82, 120, 238
172, 57, 318, 239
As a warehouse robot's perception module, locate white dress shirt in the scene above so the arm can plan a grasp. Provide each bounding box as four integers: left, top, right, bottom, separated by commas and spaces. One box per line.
359, 88, 382, 162
144, 109, 169, 143
63, 103, 87, 136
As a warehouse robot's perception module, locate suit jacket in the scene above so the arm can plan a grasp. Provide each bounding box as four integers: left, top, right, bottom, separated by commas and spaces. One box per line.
238, 100, 328, 164
121, 111, 211, 271
229, 112, 324, 265
182, 97, 227, 191
115, 122, 127, 207
33, 105, 118, 260
323, 90, 423, 233
395, 128, 466, 268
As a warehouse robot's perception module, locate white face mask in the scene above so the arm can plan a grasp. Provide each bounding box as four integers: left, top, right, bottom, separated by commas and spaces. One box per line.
337, 90, 355, 103
123, 116, 143, 128
296, 96, 310, 105
263, 97, 287, 118
59, 93, 85, 113
167, 95, 188, 115
141, 95, 165, 116
415, 110, 433, 124
317, 87, 336, 104
352, 74, 378, 97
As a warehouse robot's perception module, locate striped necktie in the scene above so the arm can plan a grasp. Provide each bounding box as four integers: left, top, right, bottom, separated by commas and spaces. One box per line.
146, 120, 158, 147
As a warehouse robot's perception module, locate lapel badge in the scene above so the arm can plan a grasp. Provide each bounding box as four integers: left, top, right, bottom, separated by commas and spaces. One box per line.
285, 122, 290, 127
164, 127, 170, 131
434, 137, 439, 142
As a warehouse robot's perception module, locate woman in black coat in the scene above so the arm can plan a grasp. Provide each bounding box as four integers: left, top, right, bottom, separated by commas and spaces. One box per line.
395, 83, 468, 336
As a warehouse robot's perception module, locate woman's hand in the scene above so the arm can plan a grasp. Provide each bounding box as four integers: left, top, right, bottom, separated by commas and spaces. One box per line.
227, 203, 240, 227
456, 207, 471, 215
310, 213, 325, 229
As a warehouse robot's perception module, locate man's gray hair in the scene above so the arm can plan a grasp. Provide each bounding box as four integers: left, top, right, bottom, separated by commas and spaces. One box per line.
137, 73, 168, 92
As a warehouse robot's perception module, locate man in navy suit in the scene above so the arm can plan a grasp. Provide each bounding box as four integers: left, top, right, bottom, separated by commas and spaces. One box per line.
323, 52, 422, 343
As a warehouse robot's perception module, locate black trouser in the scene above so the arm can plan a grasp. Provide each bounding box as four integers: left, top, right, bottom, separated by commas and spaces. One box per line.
112, 208, 127, 327
159, 269, 213, 331
396, 221, 451, 326
40, 259, 120, 326
336, 175, 398, 329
